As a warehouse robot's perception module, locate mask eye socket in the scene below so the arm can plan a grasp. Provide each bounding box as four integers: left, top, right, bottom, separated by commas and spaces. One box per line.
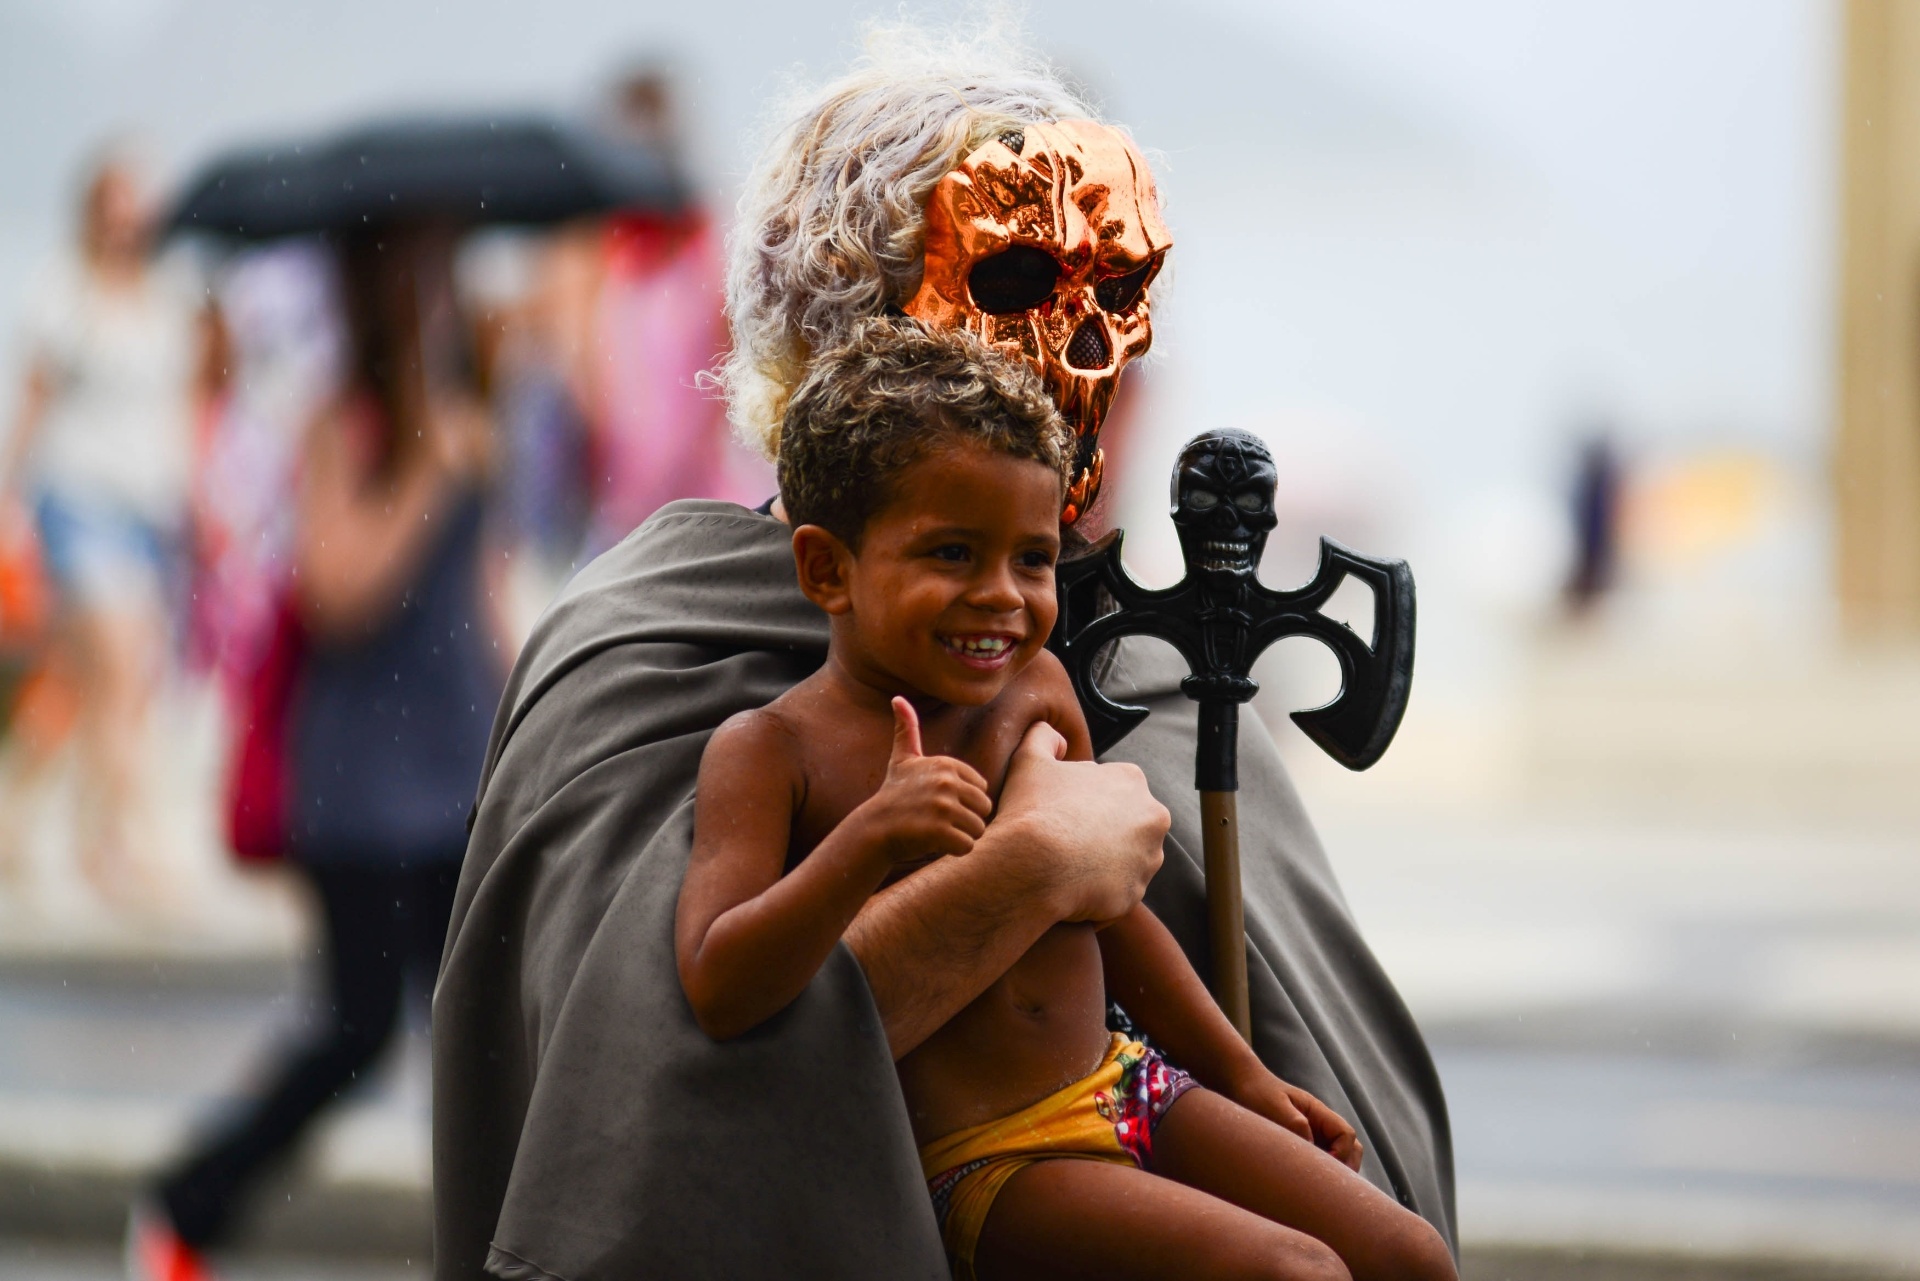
1094, 257, 1158, 314
1232, 491, 1267, 513
968, 245, 1062, 314
1185, 489, 1220, 511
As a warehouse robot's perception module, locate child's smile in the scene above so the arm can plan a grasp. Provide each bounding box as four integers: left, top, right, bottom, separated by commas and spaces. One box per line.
826, 440, 1064, 708
939, 632, 1019, 669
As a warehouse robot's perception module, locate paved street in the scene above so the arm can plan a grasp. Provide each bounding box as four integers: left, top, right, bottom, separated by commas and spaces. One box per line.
0, 1239, 421, 1280
1324, 807, 1920, 1274
0, 958, 428, 1189
1442, 1042, 1920, 1267
0, 806, 1916, 1276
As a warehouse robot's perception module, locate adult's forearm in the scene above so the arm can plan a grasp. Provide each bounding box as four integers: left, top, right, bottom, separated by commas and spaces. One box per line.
845, 821, 1063, 1059
849, 731, 1170, 1058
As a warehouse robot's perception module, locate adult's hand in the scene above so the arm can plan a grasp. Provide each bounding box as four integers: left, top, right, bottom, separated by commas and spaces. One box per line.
994, 720, 1169, 924
846, 721, 1169, 1058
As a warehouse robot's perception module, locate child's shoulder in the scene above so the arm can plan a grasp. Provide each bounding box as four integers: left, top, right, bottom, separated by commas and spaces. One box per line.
1007, 646, 1074, 704
983, 648, 1092, 761
970, 648, 1084, 735
704, 702, 807, 766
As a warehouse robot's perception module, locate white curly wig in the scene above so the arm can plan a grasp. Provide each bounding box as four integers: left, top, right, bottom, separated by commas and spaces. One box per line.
723, 19, 1099, 458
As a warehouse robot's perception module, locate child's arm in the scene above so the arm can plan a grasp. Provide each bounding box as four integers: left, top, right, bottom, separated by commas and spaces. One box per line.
675, 698, 993, 1041
1101, 907, 1363, 1168
1027, 656, 1363, 1166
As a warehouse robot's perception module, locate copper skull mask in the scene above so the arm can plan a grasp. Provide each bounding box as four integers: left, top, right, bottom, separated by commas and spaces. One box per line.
904, 119, 1171, 525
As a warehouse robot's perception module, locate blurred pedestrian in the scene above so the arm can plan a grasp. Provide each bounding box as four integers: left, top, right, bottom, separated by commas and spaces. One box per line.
459, 231, 592, 636
187, 242, 340, 701
1566, 432, 1623, 614
130, 224, 507, 1281
0, 147, 208, 902
578, 64, 771, 552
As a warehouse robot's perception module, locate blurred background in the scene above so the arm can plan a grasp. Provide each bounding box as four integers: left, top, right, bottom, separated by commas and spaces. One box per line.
0, 0, 1915, 1277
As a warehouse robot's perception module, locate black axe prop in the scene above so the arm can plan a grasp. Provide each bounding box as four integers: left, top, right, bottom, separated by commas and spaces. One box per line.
1048, 429, 1416, 1039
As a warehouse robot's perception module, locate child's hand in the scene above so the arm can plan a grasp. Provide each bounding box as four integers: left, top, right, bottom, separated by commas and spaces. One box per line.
1228, 1067, 1365, 1171
861, 698, 993, 865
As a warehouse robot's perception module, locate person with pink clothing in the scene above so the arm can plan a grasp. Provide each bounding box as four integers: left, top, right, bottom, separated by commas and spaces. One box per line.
585, 207, 772, 552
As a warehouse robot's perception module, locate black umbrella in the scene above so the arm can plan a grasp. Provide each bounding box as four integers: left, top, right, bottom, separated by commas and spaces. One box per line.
166, 114, 690, 240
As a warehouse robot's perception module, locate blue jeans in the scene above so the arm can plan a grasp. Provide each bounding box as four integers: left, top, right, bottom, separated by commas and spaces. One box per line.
32, 490, 173, 610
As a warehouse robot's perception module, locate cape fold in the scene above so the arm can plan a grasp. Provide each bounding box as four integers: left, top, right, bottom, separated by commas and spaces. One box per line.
433, 500, 1454, 1281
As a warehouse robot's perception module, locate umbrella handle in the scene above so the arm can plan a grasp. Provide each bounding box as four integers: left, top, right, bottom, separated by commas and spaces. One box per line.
1200, 789, 1251, 1042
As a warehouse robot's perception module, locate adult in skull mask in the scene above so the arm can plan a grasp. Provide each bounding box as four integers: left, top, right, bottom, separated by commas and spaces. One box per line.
436, 26, 1454, 1281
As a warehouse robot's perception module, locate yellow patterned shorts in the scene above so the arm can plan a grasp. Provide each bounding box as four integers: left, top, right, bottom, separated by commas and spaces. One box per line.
918, 1033, 1196, 1280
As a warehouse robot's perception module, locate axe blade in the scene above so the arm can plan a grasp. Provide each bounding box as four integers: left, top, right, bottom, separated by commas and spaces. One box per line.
1050, 531, 1153, 757
1284, 539, 1416, 771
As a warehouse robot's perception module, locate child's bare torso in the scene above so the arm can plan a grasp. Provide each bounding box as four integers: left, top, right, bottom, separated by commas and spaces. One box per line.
761, 656, 1112, 1144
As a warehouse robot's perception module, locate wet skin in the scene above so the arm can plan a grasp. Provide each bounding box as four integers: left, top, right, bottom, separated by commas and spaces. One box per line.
787, 445, 1120, 1136
675, 440, 1414, 1234
671, 439, 1460, 1280
677, 441, 1116, 1137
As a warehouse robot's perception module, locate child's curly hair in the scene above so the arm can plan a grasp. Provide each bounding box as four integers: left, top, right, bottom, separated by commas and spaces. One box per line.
778, 317, 1074, 547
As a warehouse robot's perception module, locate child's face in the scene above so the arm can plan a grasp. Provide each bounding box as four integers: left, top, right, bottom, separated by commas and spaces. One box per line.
810, 441, 1063, 707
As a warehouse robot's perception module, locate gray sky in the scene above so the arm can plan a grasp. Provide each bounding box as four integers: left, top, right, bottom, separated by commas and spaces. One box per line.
0, 0, 1840, 689
1, 0, 1835, 465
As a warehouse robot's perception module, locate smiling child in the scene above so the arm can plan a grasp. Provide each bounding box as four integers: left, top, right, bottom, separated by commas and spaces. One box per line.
674, 318, 1455, 1281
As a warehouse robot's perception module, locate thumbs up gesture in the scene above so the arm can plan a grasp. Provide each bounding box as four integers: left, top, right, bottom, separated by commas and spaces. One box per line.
857, 698, 994, 866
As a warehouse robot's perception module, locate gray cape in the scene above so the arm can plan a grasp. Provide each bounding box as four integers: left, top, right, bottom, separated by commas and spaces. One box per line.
434, 500, 1454, 1281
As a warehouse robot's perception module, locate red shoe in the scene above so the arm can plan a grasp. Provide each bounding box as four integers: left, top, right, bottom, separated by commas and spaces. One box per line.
125, 1201, 220, 1281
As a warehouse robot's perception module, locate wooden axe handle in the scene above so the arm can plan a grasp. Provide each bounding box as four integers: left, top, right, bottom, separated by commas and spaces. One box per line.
1200, 789, 1251, 1042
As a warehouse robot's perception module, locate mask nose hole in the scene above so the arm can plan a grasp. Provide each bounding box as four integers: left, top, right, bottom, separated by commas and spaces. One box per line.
1065, 318, 1111, 370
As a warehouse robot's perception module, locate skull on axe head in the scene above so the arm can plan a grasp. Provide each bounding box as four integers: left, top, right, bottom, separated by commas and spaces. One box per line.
1049, 429, 1416, 775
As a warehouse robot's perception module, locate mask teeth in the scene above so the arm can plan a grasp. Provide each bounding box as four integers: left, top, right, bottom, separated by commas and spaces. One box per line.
1061, 451, 1103, 525
1199, 539, 1253, 573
